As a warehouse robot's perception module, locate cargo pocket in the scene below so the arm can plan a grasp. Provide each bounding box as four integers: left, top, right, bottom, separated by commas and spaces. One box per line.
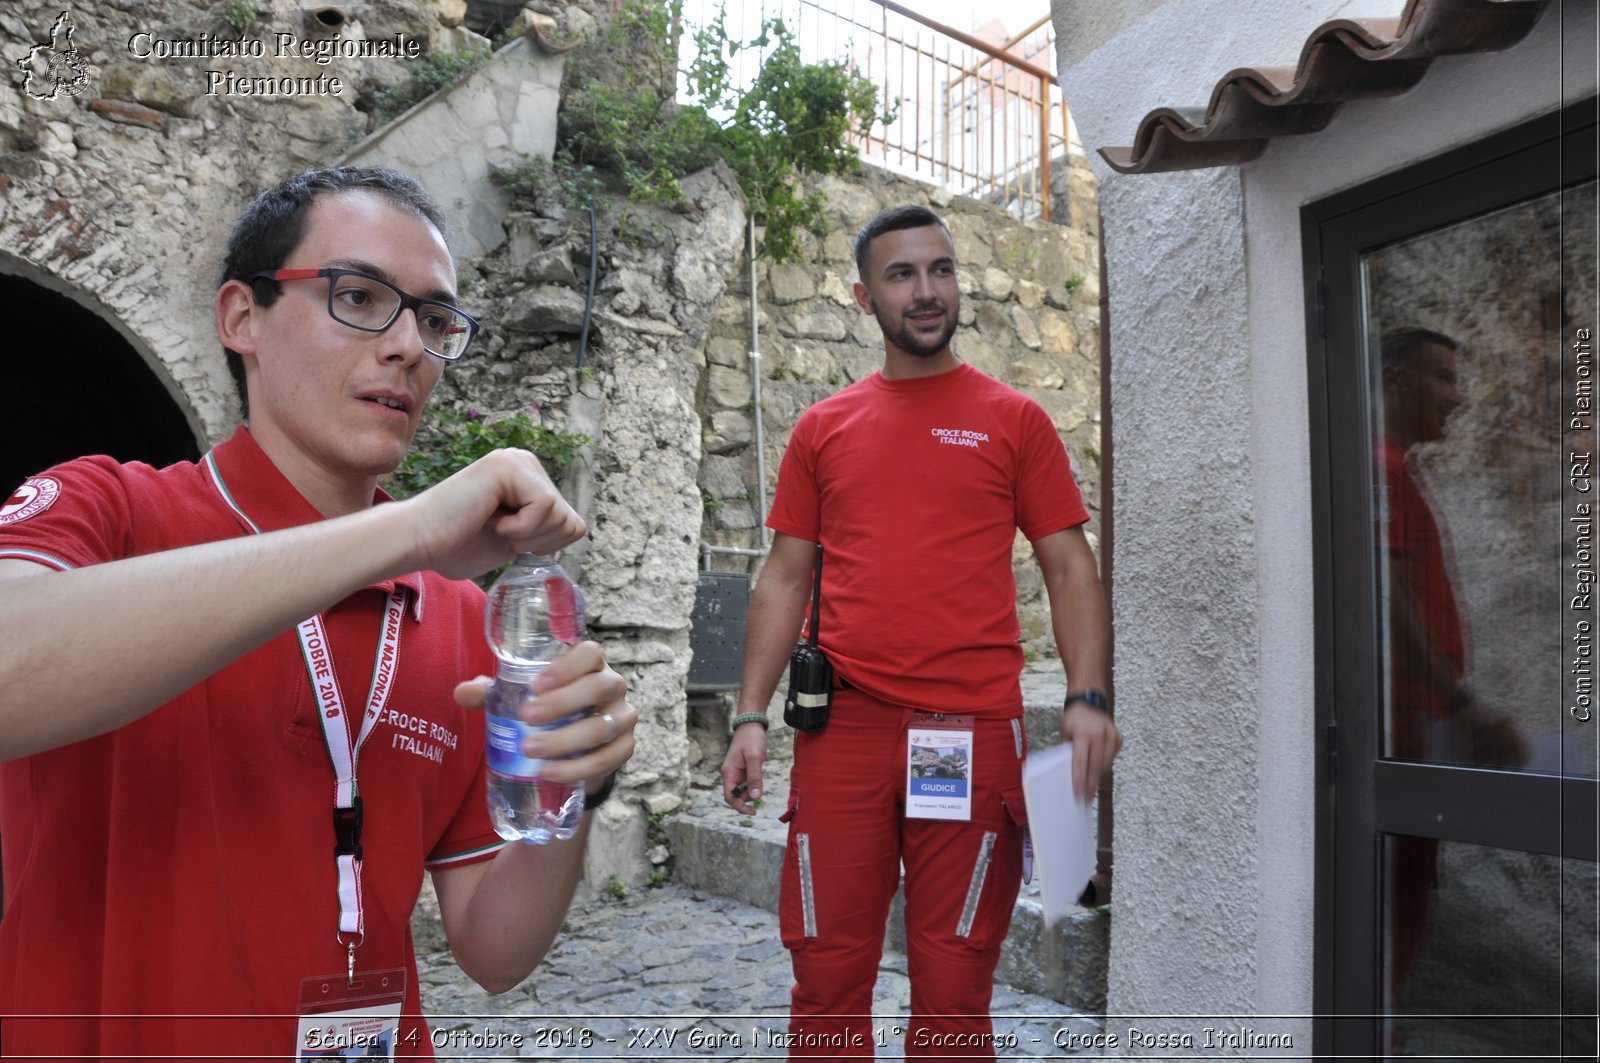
1001, 785, 1029, 830
777, 790, 818, 946
1001, 781, 1032, 880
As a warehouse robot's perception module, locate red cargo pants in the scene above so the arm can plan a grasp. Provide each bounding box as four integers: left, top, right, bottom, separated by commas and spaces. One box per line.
778, 685, 1029, 1060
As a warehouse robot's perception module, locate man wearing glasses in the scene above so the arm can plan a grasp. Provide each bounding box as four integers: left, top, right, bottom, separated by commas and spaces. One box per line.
0, 167, 635, 1055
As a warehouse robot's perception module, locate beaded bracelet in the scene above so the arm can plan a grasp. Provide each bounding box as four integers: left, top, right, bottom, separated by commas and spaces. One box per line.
730, 712, 770, 731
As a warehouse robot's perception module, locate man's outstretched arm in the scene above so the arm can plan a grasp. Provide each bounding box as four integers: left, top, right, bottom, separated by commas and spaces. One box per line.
0, 447, 583, 761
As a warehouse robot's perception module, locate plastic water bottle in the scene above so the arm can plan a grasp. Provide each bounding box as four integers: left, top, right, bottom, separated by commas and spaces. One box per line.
483, 553, 587, 843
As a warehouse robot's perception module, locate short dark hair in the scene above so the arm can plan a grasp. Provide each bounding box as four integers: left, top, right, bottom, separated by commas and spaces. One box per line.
1380, 326, 1460, 371
217, 167, 448, 417
853, 204, 951, 278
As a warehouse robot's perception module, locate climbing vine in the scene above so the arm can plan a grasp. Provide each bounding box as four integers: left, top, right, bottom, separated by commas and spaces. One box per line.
543, 1, 891, 261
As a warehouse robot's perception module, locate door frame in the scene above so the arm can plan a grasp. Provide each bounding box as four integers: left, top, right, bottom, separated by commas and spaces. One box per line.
1304, 98, 1599, 1058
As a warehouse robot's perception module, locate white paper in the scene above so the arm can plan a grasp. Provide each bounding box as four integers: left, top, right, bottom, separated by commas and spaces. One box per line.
1021, 742, 1096, 925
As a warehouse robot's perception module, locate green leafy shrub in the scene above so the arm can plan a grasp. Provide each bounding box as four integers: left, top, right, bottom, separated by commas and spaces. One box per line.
693, 15, 887, 261
547, 1, 890, 261
219, 1, 264, 33
559, 86, 722, 206
499, 154, 606, 211
390, 406, 589, 499
373, 42, 494, 122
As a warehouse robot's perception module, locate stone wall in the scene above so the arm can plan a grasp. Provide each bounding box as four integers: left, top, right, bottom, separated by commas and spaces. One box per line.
453, 161, 749, 888
1052, 149, 1100, 243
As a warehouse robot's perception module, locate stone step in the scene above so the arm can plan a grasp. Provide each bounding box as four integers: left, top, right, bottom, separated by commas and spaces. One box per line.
669, 754, 1109, 1014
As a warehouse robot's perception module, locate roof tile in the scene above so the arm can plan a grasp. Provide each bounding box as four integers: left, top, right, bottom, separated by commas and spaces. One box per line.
1100, 0, 1553, 175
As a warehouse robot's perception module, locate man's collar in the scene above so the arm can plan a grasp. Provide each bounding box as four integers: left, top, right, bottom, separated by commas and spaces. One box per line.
203, 427, 425, 617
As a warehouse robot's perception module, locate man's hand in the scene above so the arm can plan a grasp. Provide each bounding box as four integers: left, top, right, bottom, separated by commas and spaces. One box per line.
1034, 527, 1115, 800
453, 641, 635, 790
720, 533, 813, 816
437, 641, 632, 994
722, 723, 767, 815
1061, 703, 1121, 801
400, 448, 586, 581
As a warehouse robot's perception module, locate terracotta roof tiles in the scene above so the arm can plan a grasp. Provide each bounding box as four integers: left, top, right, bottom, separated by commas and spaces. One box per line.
1100, 0, 1554, 174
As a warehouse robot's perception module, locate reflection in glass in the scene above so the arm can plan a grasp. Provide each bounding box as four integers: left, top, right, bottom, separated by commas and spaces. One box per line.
1364, 182, 1599, 777
1383, 836, 1598, 1059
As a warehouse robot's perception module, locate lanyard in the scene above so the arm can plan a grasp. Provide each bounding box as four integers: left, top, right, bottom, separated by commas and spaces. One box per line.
297, 595, 405, 976
205, 451, 407, 981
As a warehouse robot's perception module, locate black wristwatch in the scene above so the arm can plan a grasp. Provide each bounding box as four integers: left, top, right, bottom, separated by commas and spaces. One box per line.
584, 772, 617, 811
1064, 688, 1110, 714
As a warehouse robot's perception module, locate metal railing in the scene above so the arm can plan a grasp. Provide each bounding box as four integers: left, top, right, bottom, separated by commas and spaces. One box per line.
677, 0, 1072, 221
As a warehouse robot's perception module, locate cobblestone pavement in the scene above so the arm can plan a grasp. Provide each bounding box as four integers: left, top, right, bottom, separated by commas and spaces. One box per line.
416, 881, 1103, 1061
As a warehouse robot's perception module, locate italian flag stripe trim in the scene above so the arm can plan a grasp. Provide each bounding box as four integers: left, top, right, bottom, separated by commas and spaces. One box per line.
426, 841, 506, 868
0, 548, 74, 570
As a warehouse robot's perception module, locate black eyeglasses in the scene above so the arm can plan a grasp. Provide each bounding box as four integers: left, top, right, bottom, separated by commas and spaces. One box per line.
252, 268, 481, 362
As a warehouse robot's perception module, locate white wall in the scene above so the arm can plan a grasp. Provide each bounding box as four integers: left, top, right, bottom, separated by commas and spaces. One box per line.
1052, 0, 1594, 1039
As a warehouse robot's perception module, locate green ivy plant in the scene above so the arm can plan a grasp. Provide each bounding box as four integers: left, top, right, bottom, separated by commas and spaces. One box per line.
688, 13, 889, 261
373, 41, 495, 123
389, 406, 589, 499
219, 1, 264, 34
499, 153, 607, 213
549, 1, 891, 262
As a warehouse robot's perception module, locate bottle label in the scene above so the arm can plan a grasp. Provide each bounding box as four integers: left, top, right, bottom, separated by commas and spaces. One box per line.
485, 713, 546, 780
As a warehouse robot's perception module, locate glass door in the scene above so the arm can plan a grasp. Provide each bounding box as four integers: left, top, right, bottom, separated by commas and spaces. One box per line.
1363, 183, 1597, 1056
1309, 101, 1598, 1059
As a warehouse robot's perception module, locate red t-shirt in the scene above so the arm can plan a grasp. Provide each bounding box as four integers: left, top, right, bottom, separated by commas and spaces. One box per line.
767, 363, 1089, 715
0, 428, 502, 1057
1377, 436, 1466, 726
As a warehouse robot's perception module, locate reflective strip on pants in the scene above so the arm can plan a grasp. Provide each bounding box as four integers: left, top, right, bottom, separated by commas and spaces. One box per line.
955, 831, 997, 938
797, 832, 818, 937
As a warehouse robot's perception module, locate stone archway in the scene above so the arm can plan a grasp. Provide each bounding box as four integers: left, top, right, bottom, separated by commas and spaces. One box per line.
1, 270, 200, 494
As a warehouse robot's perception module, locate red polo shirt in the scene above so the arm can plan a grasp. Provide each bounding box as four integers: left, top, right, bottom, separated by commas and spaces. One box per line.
0, 428, 502, 1057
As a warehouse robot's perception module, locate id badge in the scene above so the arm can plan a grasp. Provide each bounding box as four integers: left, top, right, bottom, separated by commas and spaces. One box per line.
296, 968, 406, 1060
906, 713, 975, 821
